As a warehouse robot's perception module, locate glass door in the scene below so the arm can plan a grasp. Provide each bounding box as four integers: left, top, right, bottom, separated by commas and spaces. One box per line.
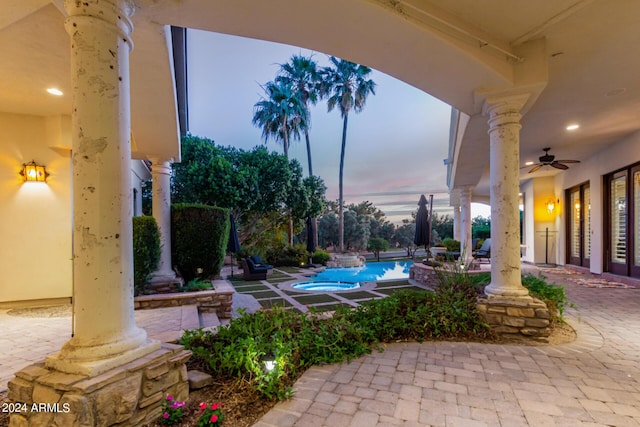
609, 171, 627, 275
567, 183, 590, 267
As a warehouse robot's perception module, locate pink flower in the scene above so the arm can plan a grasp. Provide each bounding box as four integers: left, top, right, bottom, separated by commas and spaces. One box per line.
177, 401, 186, 408
163, 412, 169, 419
171, 402, 179, 409
199, 402, 207, 411
210, 414, 218, 423
211, 403, 219, 410
166, 395, 174, 401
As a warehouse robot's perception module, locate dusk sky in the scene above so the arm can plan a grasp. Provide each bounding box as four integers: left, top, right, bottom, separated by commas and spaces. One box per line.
186, 30, 490, 223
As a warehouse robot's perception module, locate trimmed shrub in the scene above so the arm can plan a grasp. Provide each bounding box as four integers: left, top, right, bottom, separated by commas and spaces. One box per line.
266, 243, 308, 267
132, 216, 161, 296
171, 204, 229, 283
441, 237, 460, 252
311, 249, 330, 265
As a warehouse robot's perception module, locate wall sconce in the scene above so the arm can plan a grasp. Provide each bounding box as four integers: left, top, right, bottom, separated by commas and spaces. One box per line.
546, 198, 556, 214
21, 160, 49, 182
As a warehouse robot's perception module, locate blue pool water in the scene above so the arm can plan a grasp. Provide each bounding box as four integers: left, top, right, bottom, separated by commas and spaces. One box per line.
311, 261, 413, 283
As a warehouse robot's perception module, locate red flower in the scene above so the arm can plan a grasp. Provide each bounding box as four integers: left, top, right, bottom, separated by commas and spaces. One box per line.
211, 403, 219, 410
199, 402, 207, 411
210, 414, 218, 423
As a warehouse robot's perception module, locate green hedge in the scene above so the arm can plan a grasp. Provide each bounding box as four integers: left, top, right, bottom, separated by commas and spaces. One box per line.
132, 216, 161, 296
171, 204, 229, 283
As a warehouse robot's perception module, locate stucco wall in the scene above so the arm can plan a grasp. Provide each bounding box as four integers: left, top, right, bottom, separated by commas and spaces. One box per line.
555, 130, 640, 274
0, 113, 72, 304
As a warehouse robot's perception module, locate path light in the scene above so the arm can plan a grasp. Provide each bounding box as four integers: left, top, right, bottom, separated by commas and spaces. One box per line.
263, 358, 276, 372
21, 160, 49, 182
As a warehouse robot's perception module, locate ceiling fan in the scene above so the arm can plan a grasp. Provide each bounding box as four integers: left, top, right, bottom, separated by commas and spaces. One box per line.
526, 147, 580, 173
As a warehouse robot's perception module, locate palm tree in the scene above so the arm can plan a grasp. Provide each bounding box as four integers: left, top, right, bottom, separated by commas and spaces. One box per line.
252, 80, 307, 158
252, 80, 307, 245
276, 54, 321, 176
322, 57, 376, 252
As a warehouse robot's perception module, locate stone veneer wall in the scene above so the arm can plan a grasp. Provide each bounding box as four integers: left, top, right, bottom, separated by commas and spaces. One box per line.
476, 297, 551, 342
8, 343, 191, 427
134, 281, 233, 318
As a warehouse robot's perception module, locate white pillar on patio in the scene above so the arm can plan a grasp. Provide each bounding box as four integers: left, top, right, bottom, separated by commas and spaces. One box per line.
46, 0, 159, 376
459, 186, 473, 264
483, 94, 531, 300
149, 158, 177, 284
453, 198, 461, 241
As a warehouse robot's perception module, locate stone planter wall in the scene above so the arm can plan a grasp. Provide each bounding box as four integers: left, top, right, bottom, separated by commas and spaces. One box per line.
8, 343, 190, 427
134, 281, 233, 318
476, 297, 551, 342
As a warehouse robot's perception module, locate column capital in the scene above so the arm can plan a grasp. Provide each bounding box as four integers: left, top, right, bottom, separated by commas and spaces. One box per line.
150, 158, 172, 176
64, 0, 135, 52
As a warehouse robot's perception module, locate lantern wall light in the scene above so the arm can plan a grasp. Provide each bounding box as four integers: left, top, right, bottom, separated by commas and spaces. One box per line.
21, 160, 49, 183
546, 198, 557, 214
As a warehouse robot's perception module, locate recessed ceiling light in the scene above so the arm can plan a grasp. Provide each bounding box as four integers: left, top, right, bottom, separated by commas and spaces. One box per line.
525, 161, 534, 166
47, 88, 63, 96
566, 124, 580, 131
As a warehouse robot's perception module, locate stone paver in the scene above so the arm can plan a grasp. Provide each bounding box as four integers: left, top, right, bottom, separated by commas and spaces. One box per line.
255, 266, 640, 426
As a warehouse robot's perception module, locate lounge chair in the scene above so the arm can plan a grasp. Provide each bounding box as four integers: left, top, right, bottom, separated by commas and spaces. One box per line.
250, 255, 273, 270
472, 238, 491, 262
242, 257, 269, 280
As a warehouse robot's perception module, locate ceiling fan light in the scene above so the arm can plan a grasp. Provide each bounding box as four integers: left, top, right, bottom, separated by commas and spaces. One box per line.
566, 124, 579, 131
525, 161, 534, 166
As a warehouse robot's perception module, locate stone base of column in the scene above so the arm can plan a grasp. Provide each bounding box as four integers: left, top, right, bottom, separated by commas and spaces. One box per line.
46, 339, 161, 377
146, 271, 183, 293
8, 343, 190, 427
476, 297, 552, 342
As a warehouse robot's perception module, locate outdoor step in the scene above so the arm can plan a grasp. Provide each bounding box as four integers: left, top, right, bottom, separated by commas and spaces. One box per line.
181, 304, 200, 330
199, 310, 221, 330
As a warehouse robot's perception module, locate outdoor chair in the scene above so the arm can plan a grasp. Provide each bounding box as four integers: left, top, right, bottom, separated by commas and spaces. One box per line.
250, 255, 273, 270
472, 238, 491, 262
242, 257, 269, 280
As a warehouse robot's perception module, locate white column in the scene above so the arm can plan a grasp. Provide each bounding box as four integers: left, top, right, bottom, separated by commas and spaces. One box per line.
47, 0, 159, 376
149, 158, 177, 283
459, 187, 473, 264
453, 198, 461, 241
483, 94, 531, 300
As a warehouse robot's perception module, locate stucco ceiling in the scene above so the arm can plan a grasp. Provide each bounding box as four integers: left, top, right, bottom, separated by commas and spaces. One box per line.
2, 0, 640, 196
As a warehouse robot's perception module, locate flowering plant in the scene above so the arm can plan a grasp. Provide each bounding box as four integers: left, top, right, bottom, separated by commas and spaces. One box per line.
160, 395, 186, 425
197, 401, 225, 427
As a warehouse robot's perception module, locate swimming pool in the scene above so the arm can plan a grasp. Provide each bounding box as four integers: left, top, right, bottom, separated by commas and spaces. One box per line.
311, 261, 413, 283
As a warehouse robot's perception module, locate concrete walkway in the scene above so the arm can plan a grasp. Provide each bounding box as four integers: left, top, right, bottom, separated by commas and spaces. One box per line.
253, 266, 640, 427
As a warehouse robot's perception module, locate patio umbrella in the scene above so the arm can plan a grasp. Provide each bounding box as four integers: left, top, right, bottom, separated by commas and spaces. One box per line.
306, 216, 316, 265
227, 213, 241, 277
414, 194, 431, 256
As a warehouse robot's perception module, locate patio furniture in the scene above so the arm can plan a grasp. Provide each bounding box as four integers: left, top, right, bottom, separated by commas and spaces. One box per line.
242, 257, 269, 280
250, 255, 273, 270
472, 238, 491, 262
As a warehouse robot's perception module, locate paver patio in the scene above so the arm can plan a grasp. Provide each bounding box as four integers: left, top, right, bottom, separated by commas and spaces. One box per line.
1, 264, 639, 426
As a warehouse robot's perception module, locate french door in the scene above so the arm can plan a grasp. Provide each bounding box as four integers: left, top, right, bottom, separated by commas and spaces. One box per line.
566, 183, 590, 267
605, 164, 640, 277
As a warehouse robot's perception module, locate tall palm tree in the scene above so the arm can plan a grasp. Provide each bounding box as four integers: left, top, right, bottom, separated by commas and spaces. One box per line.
276, 54, 321, 176
322, 57, 376, 252
252, 80, 307, 245
252, 80, 307, 158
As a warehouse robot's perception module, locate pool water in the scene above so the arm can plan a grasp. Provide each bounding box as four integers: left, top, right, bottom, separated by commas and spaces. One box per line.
292, 282, 361, 292
312, 261, 413, 283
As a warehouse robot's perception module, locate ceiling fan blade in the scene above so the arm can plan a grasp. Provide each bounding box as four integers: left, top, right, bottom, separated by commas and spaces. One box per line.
528, 164, 543, 173
555, 159, 580, 163
551, 162, 569, 170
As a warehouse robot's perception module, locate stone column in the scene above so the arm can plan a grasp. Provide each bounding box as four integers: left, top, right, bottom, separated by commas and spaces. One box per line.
483, 94, 531, 299
459, 187, 473, 264
149, 158, 177, 284
452, 199, 461, 241
46, 0, 159, 376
